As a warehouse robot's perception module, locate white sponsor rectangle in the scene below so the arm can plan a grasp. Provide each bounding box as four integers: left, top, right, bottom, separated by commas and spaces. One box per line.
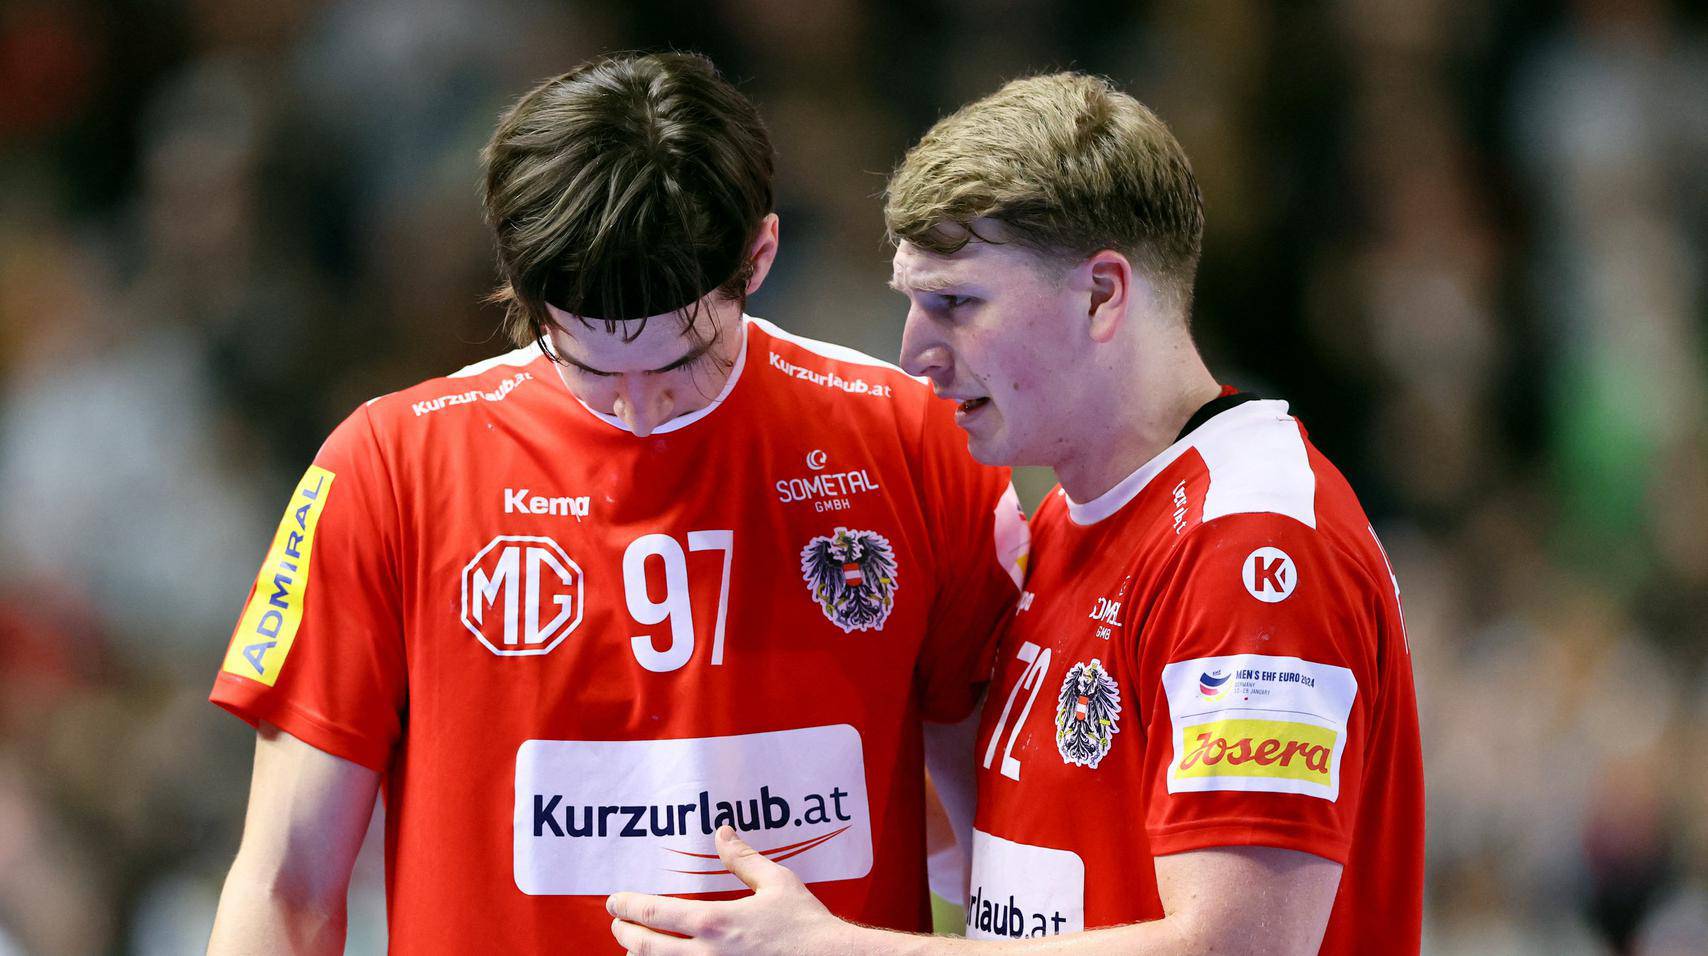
965, 830, 1084, 939
514, 724, 872, 895
1160, 654, 1357, 800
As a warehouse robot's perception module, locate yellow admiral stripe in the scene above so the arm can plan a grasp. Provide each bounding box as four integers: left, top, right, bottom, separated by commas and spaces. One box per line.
222, 466, 335, 686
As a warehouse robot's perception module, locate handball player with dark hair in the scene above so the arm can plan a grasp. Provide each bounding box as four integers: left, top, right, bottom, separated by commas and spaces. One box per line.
609, 71, 1424, 956
206, 52, 1025, 953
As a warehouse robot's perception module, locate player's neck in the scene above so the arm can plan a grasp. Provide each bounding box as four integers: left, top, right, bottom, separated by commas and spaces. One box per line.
1053, 345, 1221, 504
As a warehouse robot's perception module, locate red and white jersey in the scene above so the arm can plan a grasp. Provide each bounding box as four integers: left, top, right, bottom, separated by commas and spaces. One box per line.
968, 395, 1423, 953
210, 316, 1027, 953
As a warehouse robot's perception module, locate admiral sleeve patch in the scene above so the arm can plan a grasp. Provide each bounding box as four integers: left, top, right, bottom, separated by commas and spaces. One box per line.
222, 465, 335, 686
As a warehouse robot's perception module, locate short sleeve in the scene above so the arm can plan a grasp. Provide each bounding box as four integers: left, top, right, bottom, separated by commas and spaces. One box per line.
913, 400, 1029, 723
1135, 514, 1381, 865
210, 403, 407, 772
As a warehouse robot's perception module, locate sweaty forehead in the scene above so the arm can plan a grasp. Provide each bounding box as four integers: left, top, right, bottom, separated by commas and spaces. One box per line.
890, 243, 977, 292
891, 239, 1033, 293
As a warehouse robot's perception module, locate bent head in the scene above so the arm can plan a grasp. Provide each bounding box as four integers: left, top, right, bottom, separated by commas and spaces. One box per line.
886, 72, 1204, 468
480, 53, 778, 434
540, 247, 770, 437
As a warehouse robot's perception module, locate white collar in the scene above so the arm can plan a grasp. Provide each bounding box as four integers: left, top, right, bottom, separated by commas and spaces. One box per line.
561, 315, 752, 436
1064, 399, 1291, 525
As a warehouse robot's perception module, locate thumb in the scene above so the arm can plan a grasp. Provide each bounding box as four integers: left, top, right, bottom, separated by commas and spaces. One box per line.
716, 825, 795, 891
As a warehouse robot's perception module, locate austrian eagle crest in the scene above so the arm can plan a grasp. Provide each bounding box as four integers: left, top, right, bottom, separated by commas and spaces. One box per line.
799, 528, 900, 633
1055, 658, 1122, 769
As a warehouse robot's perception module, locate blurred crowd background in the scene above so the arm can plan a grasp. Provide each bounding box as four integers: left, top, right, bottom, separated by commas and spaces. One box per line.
1, 0, 1705, 952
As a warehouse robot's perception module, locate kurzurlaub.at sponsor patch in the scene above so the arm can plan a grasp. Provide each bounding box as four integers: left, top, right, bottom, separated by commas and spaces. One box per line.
1160, 654, 1357, 801
513, 725, 872, 895
223, 465, 334, 686
965, 830, 1085, 939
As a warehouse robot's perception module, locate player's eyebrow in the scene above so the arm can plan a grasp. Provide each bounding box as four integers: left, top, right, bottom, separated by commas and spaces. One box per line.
558, 334, 717, 376
888, 274, 962, 294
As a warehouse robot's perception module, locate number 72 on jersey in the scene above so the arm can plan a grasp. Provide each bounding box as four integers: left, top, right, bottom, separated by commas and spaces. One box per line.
983, 641, 1051, 781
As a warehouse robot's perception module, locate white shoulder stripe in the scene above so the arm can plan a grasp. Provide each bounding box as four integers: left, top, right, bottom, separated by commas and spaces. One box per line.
1198, 400, 1317, 528
1064, 399, 1316, 527
747, 316, 923, 381
449, 343, 547, 379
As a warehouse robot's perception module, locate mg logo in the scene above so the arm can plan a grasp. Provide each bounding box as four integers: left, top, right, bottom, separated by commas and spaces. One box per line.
462, 535, 584, 656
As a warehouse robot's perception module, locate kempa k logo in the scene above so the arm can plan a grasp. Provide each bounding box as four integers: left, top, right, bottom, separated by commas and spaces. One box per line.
1242, 547, 1297, 603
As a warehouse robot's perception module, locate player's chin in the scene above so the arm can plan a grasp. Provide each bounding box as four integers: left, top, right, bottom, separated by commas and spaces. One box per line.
961, 423, 1014, 467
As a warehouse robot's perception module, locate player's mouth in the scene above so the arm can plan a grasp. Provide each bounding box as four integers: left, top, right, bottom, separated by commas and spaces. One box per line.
954, 397, 991, 419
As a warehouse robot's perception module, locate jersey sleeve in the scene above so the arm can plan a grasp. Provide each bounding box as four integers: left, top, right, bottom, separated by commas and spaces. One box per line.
1134, 513, 1383, 865
913, 399, 1029, 723
210, 403, 407, 772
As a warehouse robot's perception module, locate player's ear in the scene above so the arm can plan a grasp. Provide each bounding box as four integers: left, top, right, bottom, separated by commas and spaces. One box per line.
1084, 248, 1133, 344
743, 213, 781, 296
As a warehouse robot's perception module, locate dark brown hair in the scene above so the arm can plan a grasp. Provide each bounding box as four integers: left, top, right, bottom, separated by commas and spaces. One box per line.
481, 52, 775, 347
885, 72, 1204, 313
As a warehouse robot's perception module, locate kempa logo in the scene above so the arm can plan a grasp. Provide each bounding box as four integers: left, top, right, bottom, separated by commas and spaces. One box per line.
1242, 547, 1297, 603
504, 487, 590, 520
462, 535, 584, 656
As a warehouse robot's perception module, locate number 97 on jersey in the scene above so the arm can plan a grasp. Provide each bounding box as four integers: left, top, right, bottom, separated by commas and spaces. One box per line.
462, 531, 734, 673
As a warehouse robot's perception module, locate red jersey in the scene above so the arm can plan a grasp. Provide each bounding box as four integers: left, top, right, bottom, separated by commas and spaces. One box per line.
967, 395, 1423, 953
211, 316, 1027, 952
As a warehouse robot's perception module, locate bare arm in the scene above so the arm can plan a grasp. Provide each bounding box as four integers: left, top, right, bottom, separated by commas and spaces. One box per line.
206, 722, 380, 955
609, 829, 1340, 955
882, 845, 1341, 955
922, 710, 981, 881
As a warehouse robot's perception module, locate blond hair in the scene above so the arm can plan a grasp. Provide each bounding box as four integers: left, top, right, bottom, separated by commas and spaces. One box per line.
885, 73, 1203, 309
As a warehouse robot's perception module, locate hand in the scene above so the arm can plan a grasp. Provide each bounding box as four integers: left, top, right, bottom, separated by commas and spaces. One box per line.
607, 825, 871, 955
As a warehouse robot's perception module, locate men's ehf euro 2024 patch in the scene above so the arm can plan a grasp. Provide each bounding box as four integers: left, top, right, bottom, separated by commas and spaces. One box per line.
799, 528, 899, 633
1055, 658, 1122, 769
1161, 654, 1357, 801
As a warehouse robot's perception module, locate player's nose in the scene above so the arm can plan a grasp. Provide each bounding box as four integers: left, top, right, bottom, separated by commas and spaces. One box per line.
899, 313, 953, 386
612, 377, 674, 437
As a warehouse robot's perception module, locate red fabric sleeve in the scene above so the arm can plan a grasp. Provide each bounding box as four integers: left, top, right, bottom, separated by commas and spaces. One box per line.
912, 398, 1029, 723
1133, 513, 1383, 865
210, 403, 407, 772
